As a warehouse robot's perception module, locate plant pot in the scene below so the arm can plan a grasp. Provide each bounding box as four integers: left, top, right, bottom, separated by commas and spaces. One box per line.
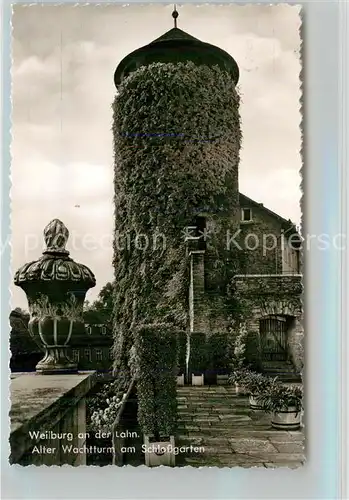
217, 374, 228, 386
271, 406, 301, 430
191, 374, 204, 386
177, 374, 185, 386
143, 435, 175, 467
235, 383, 248, 396
249, 395, 263, 410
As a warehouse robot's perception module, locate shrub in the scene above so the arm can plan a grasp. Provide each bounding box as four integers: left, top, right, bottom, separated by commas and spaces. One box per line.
189, 332, 207, 374
228, 367, 250, 386
242, 371, 277, 395
244, 331, 262, 371
177, 330, 188, 375
230, 323, 248, 372
135, 323, 178, 439
207, 332, 230, 375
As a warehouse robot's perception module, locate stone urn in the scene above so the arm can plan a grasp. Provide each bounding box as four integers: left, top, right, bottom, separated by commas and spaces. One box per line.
14, 219, 96, 374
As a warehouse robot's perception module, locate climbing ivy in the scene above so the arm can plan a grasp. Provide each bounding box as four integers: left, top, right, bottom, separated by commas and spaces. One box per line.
112, 61, 241, 372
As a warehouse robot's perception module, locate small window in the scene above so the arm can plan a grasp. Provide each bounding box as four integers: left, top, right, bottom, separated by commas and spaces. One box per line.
95, 349, 103, 361
241, 208, 252, 222
86, 325, 92, 335
72, 349, 80, 362
101, 326, 107, 335
84, 349, 91, 361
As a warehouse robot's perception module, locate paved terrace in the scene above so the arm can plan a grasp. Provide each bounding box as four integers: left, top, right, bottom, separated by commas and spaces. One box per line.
176, 385, 305, 468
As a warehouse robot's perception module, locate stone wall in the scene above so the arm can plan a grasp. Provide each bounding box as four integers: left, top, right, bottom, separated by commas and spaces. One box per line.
10, 372, 97, 466
231, 197, 300, 275
236, 209, 283, 275
287, 316, 304, 372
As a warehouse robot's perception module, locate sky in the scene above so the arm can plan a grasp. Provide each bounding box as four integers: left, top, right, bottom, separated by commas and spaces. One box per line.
10, 4, 302, 309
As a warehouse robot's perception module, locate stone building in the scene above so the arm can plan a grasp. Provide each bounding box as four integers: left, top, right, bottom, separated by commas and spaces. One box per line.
69, 323, 113, 372
187, 192, 303, 377
10, 313, 113, 373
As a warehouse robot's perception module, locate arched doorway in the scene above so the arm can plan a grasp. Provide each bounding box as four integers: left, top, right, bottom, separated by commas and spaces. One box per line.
259, 315, 288, 361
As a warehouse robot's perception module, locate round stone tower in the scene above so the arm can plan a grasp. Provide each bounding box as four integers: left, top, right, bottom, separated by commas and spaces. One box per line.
112, 10, 242, 371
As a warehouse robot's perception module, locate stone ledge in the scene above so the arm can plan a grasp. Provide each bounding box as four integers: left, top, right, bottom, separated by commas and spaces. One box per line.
10, 371, 97, 464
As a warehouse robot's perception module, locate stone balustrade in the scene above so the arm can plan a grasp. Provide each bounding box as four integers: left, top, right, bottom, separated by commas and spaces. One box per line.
10, 371, 97, 466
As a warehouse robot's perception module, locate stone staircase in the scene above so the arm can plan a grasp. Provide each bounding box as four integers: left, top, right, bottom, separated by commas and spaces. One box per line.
175, 385, 304, 468
261, 360, 302, 383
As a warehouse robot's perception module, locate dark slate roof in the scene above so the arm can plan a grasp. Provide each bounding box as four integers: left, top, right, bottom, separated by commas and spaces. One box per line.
150, 27, 200, 44
114, 27, 239, 87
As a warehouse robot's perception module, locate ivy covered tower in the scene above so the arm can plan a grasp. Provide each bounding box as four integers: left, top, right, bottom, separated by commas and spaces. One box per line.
112, 9, 241, 372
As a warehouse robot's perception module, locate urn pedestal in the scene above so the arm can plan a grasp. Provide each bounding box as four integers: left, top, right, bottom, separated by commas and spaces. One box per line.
14, 219, 96, 375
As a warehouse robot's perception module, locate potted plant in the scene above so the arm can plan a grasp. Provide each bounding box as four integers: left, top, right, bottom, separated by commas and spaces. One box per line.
242, 372, 277, 409
256, 383, 303, 430
228, 367, 250, 396
189, 332, 207, 386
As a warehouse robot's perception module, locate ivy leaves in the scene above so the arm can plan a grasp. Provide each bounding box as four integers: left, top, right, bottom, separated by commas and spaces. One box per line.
112, 62, 241, 369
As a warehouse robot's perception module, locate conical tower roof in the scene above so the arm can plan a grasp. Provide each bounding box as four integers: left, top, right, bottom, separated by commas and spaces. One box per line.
150, 26, 200, 44
114, 12, 239, 87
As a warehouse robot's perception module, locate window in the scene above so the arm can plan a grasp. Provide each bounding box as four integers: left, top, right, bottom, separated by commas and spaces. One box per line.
95, 349, 103, 361
86, 325, 92, 335
72, 349, 80, 362
84, 349, 91, 361
241, 208, 252, 222
101, 326, 107, 335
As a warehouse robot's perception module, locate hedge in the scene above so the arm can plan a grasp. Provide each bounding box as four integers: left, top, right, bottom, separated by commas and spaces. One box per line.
207, 332, 230, 375
189, 332, 207, 374
134, 323, 178, 439
244, 331, 262, 371
177, 330, 188, 375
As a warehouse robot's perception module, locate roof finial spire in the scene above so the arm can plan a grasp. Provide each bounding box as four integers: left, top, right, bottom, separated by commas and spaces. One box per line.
172, 5, 179, 28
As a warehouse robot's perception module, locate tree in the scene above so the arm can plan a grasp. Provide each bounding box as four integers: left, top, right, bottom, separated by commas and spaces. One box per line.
9, 308, 41, 356
83, 282, 114, 325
